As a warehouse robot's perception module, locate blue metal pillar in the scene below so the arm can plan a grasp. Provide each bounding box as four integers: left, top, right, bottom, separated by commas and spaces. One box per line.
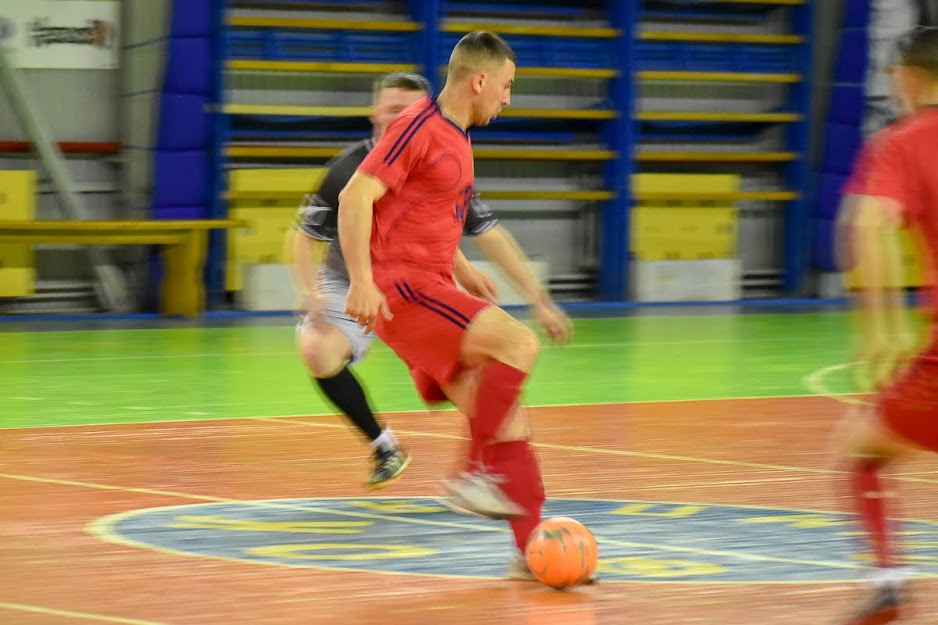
782, 1, 815, 294
599, 0, 636, 301
406, 0, 442, 93
207, 0, 229, 308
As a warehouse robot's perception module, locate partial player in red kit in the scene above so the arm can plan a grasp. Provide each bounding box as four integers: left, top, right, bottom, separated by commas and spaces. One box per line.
833, 26, 938, 625
835, 56, 911, 279
338, 30, 573, 578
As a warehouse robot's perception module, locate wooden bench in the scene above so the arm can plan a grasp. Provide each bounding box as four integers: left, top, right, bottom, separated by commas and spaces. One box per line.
0, 220, 244, 317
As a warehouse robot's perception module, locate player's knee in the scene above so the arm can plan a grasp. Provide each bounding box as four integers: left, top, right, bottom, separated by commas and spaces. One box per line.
299, 329, 350, 378
463, 307, 540, 370
511, 325, 540, 369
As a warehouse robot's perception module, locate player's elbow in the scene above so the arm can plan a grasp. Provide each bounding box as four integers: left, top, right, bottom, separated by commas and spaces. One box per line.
337, 185, 352, 209
338, 176, 362, 207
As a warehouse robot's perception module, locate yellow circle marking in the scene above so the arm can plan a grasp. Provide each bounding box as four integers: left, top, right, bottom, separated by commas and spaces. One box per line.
246, 543, 437, 561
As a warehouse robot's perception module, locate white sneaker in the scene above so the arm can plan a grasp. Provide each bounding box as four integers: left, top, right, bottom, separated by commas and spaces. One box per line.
442, 471, 525, 519
506, 551, 537, 581
437, 477, 487, 517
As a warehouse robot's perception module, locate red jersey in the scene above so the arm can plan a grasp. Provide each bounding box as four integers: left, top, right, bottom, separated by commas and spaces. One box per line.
357, 96, 475, 288
861, 107, 938, 309
844, 124, 900, 195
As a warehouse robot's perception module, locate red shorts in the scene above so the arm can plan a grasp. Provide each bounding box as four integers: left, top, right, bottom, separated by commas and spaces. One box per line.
409, 367, 449, 404
879, 339, 938, 452
375, 273, 490, 389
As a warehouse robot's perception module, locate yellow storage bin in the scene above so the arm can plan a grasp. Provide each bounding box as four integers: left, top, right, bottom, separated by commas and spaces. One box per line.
631, 173, 740, 261
632, 206, 738, 260
0, 170, 37, 297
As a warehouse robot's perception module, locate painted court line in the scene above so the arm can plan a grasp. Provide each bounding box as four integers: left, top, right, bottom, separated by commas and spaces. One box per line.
0, 601, 169, 625
0, 394, 840, 431
0, 335, 839, 365
801, 362, 873, 407
0, 470, 871, 572
262, 417, 938, 486
0, 471, 502, 534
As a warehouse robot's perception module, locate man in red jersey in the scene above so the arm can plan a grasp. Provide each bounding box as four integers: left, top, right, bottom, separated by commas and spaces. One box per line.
834, 26, 938, 625
836, 53, 912, 275
338, 30, 573, 576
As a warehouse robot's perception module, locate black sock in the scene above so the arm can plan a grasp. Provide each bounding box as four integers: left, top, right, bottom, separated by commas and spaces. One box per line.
315, 367, 383, 442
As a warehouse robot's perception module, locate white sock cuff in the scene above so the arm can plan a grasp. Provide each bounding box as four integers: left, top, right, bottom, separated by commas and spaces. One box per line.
370, 427, 398, 451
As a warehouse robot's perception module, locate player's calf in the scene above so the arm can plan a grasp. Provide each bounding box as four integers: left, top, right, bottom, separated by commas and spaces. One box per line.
300, 323, 410, 488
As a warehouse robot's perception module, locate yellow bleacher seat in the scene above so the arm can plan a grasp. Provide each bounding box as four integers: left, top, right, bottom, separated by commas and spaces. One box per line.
228, 168, 327, 200
226, 168, 326, 292
227, 206, 299, 292
0, 170, 36, 297
631, 174, 740, 261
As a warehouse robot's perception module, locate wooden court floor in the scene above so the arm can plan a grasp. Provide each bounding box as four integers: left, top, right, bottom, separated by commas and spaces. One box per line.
1, 312, 936, 624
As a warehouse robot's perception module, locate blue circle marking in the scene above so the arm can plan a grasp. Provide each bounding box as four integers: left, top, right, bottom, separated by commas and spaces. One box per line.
91, 497, 938, 583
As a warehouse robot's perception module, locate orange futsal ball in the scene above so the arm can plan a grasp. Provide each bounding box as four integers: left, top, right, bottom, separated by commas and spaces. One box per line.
524, 516, 599, 590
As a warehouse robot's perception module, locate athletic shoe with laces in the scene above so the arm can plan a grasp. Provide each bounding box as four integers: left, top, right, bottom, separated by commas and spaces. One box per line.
838, 585, 904, 625
367, 448, 411, 490
441, 470, 525, 519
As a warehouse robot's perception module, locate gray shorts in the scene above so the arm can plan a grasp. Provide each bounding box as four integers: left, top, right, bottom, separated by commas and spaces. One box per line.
296, 271, 376, 366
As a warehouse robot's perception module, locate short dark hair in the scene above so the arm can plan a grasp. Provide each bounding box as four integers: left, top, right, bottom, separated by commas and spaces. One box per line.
371, 72, 431, 101
448, 30, 516, 81
896, 26, 938, 77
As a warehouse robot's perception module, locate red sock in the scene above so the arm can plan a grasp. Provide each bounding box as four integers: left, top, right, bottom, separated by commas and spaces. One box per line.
851, 458, 897, 568
487, 440, 546, 552
468, 361, 528, 464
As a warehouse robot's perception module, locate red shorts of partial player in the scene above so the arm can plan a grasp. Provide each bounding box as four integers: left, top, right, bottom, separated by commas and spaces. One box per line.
375, 272, 491, 395
879, 329, 938, 452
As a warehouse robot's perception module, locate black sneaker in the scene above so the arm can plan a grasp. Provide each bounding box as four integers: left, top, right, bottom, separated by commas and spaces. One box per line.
367, 448, 411, 490
839, 586, 903, 625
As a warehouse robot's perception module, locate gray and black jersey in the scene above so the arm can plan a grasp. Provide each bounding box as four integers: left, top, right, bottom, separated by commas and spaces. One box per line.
295, 137, 499, 283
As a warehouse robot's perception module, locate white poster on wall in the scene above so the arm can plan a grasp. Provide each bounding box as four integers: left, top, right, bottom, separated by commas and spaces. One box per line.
0, 0, 119, 69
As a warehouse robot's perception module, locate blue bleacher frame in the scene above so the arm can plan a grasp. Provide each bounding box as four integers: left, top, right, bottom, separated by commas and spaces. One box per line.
633, 0, 815, 298
439, 33, 616, 70
212, 0, 815, 304
445, 0, 602, 19
637, 40, 798, 73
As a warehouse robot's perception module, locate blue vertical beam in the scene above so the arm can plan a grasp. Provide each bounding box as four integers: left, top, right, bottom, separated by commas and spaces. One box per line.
782, 1, 814, 294
406, 0, 441, 93
207, 0, 229, 307
599, 0, 636, 301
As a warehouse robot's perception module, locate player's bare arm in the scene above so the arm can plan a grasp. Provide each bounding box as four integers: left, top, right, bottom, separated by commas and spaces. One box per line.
338, 171, 393, 332
453, 250, 498, 303
287, 230, 330, 316
851, 194, 914, 389
471, 225, 573, 345
834, 194, 861, 272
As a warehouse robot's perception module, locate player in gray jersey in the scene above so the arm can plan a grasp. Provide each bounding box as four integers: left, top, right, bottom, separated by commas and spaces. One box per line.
289, 72, 570, 490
